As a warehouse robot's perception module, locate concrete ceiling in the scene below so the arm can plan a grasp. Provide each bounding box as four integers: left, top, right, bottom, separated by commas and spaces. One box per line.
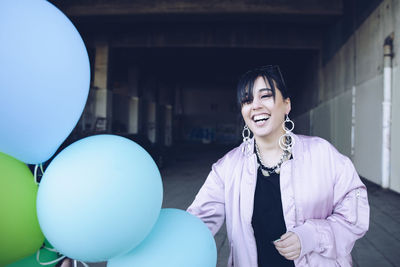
49, 0, 343, 19
49, 0, 344, 50
48, 0, 338, 115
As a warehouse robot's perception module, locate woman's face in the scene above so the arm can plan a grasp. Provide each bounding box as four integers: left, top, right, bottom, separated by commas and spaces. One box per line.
241, 76, 291, 141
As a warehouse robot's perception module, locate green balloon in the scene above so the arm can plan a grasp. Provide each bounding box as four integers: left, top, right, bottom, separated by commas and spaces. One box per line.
0, 152, 45, 266
6, 245, 59, 267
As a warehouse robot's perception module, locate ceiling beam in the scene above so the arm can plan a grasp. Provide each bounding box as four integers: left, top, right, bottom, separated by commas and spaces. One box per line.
49, 0, 343, 17
89, 23, 323, 50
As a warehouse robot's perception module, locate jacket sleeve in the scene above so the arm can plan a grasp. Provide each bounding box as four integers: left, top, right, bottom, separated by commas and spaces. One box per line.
187, 160, 226, 236
291, 155, 370, 260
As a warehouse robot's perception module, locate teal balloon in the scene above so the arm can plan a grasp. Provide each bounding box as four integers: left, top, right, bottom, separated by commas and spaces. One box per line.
36, 135, 163, 262
107, 209, 217, 267
0, 0, 90, 164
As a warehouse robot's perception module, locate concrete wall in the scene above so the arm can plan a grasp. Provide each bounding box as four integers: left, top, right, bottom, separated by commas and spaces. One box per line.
302, 0, 400, 192
306, 90, 353, 157
391, 0, 400, 191
391, 58, 400, 192
182, 85, 240, 144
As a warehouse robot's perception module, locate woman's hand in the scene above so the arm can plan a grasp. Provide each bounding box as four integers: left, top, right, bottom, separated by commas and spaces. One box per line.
59, 258, 71, 267
274, 231, 301, 260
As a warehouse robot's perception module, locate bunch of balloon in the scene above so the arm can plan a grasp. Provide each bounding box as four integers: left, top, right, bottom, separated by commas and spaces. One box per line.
0, 1, 215, 266
36, 135, 163, 263
1, 0, 90, 265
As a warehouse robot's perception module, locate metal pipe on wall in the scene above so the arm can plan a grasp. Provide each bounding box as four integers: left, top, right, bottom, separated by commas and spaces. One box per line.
351, 85, 356, 158
382, 33, 394, 189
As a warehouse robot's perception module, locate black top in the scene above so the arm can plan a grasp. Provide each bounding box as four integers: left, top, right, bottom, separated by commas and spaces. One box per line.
251, 168, 295, 267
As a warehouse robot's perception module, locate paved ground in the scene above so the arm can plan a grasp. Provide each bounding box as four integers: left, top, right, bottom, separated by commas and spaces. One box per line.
87, 144, 400, 267
352, 179, 400, 267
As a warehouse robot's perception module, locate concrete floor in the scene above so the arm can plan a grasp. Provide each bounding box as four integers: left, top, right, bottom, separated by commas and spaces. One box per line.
87, 144, 399, 267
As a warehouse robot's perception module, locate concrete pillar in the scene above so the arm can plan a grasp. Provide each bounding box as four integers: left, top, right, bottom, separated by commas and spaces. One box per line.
165, 105, 173, 146
141, 74, 158, 143
128, 66, 139, 97
147, 102, 157, 144
156, 83, 173, 146
128, 96, 139, 134
173, 85, 184, 142
79, 89, 96, 132
93, 41, 112, 132
127, 66, 140, 134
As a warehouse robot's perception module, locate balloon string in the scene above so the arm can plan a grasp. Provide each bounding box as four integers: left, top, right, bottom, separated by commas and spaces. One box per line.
43, 246, 58, 252
36, 247, 89, 267
34, 163, 44, 184
36, 248, 65, 265
74, 259, 89, 267
34, 164, 39, 184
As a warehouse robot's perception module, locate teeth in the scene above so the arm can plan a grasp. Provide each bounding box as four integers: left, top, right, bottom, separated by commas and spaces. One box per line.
253, 114, 269, 121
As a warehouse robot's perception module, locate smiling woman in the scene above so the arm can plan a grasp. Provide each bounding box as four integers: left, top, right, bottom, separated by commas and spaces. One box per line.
187, 65, 370, 267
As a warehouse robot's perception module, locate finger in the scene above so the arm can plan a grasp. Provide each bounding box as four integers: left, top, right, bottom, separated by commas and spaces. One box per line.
284, 251, 300, 260
277, 232, 301, 250
276, 247, 286, 257
275, 243, 298, 254
275, 240, 300, 257
60, 259, 71, 267
272, 238, 281, 244
279, 249, 301, 261
275, 234, 296, 248
277, 250, 298, 261
280, 232, 293, 241
286, 253, 300, 260
276, 247, 299, 260
274, 238, 291, 248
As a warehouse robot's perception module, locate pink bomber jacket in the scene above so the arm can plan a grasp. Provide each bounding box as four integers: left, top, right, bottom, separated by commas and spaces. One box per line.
187, 134, 370, 266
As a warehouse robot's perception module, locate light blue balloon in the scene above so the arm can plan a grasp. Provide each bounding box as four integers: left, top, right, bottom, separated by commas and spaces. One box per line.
36, 135, 163, 262
0, 0, 90, 164
108, 209, 217, 267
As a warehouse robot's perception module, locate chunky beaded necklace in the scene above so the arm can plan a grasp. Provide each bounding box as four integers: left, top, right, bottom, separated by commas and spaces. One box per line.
255, 142, 291, 177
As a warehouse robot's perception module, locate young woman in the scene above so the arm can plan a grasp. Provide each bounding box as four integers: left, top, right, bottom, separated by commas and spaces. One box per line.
187, 65, 369, 267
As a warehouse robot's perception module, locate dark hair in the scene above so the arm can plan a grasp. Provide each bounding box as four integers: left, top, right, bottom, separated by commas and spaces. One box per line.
236, 65, 290, 107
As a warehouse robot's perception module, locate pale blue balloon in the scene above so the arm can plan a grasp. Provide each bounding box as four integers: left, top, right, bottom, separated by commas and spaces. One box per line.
108, 209, 217, 267
0, 0, 90, 164
36, 135, 163, 262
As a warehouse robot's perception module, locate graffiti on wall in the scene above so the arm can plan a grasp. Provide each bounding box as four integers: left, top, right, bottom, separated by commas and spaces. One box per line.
186, 123, 238, 144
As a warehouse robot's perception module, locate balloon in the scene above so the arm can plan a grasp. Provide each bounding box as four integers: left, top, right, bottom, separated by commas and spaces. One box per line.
108, 209, 217, 267
6, 240, 59, 267
0, 152, 45, 266
0, 0, 90, 164
36, 135, 163, 262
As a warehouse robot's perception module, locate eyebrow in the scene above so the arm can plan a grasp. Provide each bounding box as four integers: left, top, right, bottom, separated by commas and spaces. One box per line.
258, 88, 273, 92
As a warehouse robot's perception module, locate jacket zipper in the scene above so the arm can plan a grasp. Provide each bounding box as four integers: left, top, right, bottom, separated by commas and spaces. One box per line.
231, 244, 234, 266
353, 188, 360, 225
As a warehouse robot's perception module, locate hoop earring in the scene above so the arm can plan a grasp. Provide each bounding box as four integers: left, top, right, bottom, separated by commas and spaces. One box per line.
279, 114, 295, 152
242, 125, 253, 154
242, 125, 251, 143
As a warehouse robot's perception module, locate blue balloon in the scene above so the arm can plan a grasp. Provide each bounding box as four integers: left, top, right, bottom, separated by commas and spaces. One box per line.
0, 0, 90, 164
36, 135, 163, 262
108, 209, 217, 267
